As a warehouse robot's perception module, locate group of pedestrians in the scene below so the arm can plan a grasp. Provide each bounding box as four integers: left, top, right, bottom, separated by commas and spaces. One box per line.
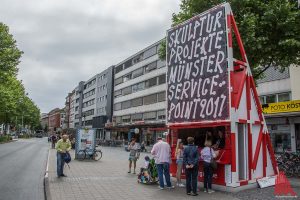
128, 136, 218, 196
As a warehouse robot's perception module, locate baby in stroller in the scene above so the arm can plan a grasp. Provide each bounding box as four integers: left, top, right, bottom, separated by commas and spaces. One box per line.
137, 156, 158, 184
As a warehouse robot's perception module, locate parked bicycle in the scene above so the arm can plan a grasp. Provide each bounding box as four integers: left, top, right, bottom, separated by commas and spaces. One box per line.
77, 147, 102, 161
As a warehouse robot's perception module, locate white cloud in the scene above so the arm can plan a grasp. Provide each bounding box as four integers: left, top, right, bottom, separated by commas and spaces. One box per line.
0, 0, 180, 112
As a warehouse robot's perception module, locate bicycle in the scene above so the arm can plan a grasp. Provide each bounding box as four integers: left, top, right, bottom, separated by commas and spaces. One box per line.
77, 147, 102, 161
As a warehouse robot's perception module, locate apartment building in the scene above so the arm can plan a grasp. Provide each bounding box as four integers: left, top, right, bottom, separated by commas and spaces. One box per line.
112, 40, 167, 144
257, 66, 300, 152
72, 67, 114, 139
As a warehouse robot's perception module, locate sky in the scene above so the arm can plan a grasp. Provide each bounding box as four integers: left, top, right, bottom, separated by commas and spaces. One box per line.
0, 0, 181, 113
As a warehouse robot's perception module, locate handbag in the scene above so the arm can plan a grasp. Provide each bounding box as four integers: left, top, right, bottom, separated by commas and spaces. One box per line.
210, 148, 217, 170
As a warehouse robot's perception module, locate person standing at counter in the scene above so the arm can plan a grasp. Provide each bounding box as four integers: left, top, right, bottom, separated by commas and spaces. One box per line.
175, 141, 185, 187
201, 140, 217, 193
213, 130, 225, 149
183, 137, 199, 196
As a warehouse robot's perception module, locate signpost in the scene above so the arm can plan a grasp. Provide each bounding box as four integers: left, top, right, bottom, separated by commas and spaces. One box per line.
166, 6, 229, 124
75, 128, 96, 159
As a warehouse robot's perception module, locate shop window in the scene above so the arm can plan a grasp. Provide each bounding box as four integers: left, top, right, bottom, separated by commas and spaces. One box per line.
157, 110, 166, 120
122, 86, 132, 95
144, 111, 156, 120
145, 77, 157, 88
115, 77, 123, 86
132, 113, 143, 121
114, 103, 121, 111
266, 95, 276, 104
158, 74, 166, 84
122, 100, 131, 109
122, 115, 131, 123
143, 94, 157, 105
145, 62, 157, 73
131, 98, 143, 107
132, 68, 144, 78
157, 91, 166, 102
278, 92, 290, 102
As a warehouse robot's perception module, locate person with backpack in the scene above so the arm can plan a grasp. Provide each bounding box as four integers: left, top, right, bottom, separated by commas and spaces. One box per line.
55, 134, 71, 178
183, 137, 199, 196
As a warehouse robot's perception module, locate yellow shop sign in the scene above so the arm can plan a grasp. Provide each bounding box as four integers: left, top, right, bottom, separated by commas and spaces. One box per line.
262, 100, 300, 114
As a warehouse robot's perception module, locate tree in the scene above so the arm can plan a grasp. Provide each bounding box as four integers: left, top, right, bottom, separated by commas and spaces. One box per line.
159, 0, 300, 79
0, 22, 40, 133
0, 23, 23, 83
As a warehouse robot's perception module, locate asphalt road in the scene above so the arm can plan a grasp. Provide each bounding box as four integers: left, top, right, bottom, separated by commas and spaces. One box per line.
0, 138, 49, 200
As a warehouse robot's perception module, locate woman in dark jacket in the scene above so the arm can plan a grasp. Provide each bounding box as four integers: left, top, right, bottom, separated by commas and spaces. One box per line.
183, 137, 199, 196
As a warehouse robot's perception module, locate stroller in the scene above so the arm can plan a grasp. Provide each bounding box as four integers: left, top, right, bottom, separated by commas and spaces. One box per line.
137, 156, 158, 184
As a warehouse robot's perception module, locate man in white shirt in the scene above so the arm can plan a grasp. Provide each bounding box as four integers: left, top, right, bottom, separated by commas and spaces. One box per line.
151, 137, 174, 189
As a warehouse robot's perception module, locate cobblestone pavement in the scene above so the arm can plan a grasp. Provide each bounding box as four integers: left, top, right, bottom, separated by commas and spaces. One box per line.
47, 147, 299, 200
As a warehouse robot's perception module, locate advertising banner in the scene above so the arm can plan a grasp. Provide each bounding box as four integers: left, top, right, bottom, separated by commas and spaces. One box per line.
166, 5, 229, 123
75, 128, 96, 156
262, 100, 300, 114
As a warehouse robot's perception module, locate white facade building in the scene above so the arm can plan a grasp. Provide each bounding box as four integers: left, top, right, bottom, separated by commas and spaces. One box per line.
257, 66, 300, 152
112, 40, 167, 144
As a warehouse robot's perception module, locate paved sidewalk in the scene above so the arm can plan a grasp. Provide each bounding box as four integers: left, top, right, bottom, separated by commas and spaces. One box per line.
46, 147, 238, 200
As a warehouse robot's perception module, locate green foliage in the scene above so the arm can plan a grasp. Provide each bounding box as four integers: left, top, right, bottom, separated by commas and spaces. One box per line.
159, 0, 300, 79
0, 135, 12, 143
0, 22, 40, 131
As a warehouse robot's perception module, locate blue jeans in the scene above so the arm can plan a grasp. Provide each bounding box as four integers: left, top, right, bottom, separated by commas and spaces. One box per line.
203, 162, 213, 191
186, 165, 199, 194
156, 163, 172, 188
57, 152, 65, 177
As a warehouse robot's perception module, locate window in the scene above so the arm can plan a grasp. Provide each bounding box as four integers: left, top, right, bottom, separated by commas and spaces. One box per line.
144, 111, 156, 120
157, 91, 166, 102
145, 61, 157, 73
114, 90, 122, 97
115, 77, 123, 86
115, 65, 123, 74
76, 98, 79, 103
157, 60, 165, 69
144, 94, 157, 105
278, 93, 290, 102
122, 100, 131, 109
132, 68, 144, 78
116, 116, 122, 124
145, 77, 157, 88
132, 113, 143, 121
132, 82, 145, 93
114, 103, 121, 111
75, 114, 79, 119
75, 106, 79, 111
259, 96, 265, 104
157, 110, 166, 120
143, 46, 157, 59
266, 95, 276, 103
83, 109, 94, 117
122, 115, 131, 123
158, 74, 166, 84
122, 86, 132, 95
123, 73, 132, 82
132, 98, 143, 107
132, 54, 143, 65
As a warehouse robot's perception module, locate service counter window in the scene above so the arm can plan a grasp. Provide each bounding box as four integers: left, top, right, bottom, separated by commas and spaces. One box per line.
177, 126, 226, 149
